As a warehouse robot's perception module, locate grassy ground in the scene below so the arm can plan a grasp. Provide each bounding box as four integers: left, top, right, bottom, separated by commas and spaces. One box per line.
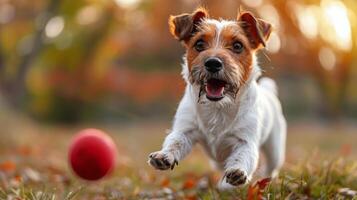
0, 110, 357, 199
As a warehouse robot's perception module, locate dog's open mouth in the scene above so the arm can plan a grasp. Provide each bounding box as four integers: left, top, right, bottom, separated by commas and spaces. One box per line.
205, 78, 226, 101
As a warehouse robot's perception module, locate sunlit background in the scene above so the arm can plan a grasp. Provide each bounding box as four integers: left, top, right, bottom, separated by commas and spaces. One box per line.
0, 0, 356, 123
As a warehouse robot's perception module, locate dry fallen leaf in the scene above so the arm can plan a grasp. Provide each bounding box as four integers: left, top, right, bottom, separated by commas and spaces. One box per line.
247, 177, 271, 200
256, 177, 271, 189
0, 160, 16, 172
14, 175, 22, 182
160, 177, 170, 187
247, 185, 260, 200
185, 194, 197, 200
182, 177, 197, 190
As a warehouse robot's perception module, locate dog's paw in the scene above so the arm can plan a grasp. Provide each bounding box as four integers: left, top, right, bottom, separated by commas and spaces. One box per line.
148, 151, 178, 170
224, 168, 248, 186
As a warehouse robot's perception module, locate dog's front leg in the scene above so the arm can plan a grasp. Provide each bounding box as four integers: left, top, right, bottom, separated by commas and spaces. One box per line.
223, 139, 259, 186
148, 93, 197, 170
148, 130, 196, 170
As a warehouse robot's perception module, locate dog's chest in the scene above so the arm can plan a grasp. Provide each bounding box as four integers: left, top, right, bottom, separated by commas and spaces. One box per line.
196, 108, 241, 163
196, 103, 239, 146
195, 103, 253, 164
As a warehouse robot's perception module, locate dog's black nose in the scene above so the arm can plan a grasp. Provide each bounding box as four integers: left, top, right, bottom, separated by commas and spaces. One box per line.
205, 57, 223, 73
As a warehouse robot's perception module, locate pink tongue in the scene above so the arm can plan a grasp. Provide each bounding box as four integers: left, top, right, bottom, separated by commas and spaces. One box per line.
205, 79, 225, 98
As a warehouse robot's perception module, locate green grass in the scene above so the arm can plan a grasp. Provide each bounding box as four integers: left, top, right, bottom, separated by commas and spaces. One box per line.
0, 118, 356, 199
0, 186, 82, 200
0, 156, 356, 199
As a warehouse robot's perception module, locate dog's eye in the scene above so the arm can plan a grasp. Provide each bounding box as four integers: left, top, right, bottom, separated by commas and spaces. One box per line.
232, 41, 244, 53
194, 39, 206, 52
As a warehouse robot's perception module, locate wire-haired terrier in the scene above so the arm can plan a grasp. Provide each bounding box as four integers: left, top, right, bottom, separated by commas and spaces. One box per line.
148, 7, 286, 189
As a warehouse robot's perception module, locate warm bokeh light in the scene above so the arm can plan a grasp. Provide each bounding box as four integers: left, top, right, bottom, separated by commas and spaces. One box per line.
257, 4, 280, 29
76, 6, 100, 25
45, 16, 65, 38
292, 0, 352, 51
242, 0, 263, 8
318, 47, 336, 71
294, 5, 319, 39
114, 0, 141, 9
266, 32, 281, 54
320, 0, 352, 51
0, 3, 15, 24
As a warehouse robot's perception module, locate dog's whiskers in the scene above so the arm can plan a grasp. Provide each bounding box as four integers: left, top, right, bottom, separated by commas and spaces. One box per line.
198, 84, 204, 103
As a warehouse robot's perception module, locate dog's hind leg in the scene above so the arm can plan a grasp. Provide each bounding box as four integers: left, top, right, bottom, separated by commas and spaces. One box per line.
262, 115, 286, 178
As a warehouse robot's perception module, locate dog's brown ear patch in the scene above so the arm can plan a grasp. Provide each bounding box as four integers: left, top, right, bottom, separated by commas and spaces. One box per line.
169, 8, 208, 42
238, 12, 272, 49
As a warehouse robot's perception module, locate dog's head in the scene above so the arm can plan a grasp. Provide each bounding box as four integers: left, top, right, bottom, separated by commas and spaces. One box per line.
169, 8, 272, 102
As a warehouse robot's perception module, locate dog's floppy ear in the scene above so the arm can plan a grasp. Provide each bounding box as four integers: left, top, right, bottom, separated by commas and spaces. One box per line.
169, 7, 208, 42
238, 11, 272, 49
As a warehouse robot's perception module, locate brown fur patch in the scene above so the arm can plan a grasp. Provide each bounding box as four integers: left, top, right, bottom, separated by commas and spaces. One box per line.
238, 12, 272, 49
185, 23, 217, 72
220, 25, 253, 86
185, 21, 253, 90
168, 7, 209, 42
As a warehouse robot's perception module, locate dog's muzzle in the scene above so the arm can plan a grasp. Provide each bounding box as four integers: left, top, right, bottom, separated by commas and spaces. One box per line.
202, 57, 225, 101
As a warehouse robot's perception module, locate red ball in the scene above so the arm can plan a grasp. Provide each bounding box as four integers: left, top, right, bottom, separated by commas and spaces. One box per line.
68, 129, 117, 181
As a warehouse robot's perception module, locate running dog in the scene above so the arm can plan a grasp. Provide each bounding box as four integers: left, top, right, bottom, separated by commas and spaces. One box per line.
148, 7, 286, 188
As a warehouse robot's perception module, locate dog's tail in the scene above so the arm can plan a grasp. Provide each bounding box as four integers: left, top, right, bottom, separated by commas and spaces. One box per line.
259, 77, 278, 95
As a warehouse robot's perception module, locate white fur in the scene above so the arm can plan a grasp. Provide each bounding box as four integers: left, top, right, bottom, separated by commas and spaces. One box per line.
149, 19, 286, 188
206, 19, 235, 48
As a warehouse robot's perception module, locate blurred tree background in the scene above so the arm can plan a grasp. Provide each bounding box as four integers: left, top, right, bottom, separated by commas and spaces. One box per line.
0, 0, 356, 123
